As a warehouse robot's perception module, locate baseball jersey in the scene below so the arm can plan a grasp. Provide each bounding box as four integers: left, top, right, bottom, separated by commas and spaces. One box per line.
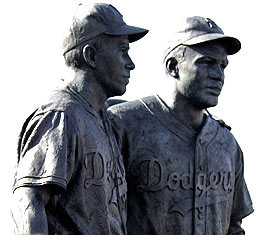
13, 86, 127, 235
108, 95, 253, 235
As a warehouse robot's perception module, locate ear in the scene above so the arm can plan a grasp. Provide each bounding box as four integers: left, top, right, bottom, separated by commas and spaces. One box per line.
166, 57, 179, 78
83, 45, 96, 68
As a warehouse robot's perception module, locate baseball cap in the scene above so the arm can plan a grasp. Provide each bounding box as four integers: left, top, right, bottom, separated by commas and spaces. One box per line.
63, 3, 148, 54
165, 16, 241, 57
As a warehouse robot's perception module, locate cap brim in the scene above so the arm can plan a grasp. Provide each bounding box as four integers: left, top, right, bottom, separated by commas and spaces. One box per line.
183, 33, 241, 55
105, 24, 149, 43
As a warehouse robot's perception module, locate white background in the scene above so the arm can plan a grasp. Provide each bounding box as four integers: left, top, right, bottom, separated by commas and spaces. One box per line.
1, 0, 274, 233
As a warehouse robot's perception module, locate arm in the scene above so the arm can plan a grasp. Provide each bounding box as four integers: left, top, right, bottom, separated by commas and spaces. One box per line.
13, 110, 74, 234
228, 145, 254, 235
12, 186, 51, 235
228, 220, 244, 235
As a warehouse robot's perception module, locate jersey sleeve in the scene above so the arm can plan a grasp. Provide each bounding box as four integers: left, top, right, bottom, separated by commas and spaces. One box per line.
13, 110, 76, 191
230, 146, 254, 223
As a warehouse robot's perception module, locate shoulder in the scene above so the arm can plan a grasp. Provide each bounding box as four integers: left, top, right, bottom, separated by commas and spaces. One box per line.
107, 96, 155, 121
28, 89, 87, 129
205, 111, 239, 145
38, 88, 80, 114
107, 96, 157, 141
108, 98, 145, 115
29, 89, 83, 129
206, 113, 243, 157
205, 109, 232, 131
209, 114, 232, 131
19, 89, 81, 148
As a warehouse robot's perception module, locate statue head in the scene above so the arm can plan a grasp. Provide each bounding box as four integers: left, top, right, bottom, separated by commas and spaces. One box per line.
62, 3, 148, 97
164, 16, 240, 109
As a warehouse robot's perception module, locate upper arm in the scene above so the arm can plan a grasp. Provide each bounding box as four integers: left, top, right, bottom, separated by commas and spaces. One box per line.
230, 146, 254, 222
12, 186, 54, 235
228, 220, 245, 235
13, 186, 51, 208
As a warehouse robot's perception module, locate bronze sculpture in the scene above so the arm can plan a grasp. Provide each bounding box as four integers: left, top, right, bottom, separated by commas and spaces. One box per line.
11, 3, 148, 234
108, 16, 253, 235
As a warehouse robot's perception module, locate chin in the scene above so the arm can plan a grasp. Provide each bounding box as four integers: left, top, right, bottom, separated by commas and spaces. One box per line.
206, 100, 219, 108
203, 94, 219, 107
117, 86, 127, 96
195, 98, 219, 110
109, 86, 127, 97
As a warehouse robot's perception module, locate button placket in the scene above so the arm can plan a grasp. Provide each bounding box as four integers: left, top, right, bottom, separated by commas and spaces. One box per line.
194, 134, 208, 235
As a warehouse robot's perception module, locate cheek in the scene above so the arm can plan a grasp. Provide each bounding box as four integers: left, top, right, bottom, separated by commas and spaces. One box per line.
193, 68, 208, 87
186, 69, 204, 88
110, 56, 125, 73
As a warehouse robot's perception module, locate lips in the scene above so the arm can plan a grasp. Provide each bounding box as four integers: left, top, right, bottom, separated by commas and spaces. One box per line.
122, 76, 130, 85
206, 86, 222, 96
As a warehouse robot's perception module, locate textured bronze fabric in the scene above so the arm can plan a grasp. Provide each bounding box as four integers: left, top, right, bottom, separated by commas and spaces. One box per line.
14, 86, 127, 235
108, 95, 253, 235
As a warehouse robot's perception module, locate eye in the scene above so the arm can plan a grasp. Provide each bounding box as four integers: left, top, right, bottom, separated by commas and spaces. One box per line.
122, 49, 128, 54
221, 62, 228, 70
120, 46, 129, 55
198, 58, 214, 66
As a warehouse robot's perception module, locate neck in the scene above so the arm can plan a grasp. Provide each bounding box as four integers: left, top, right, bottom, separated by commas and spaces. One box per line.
68, 69, 107, 113
159, 89, 205, 131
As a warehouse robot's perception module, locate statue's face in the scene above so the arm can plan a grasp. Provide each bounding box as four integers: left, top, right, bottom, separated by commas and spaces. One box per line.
94, 35, 135, 97
176, 41, 228, 109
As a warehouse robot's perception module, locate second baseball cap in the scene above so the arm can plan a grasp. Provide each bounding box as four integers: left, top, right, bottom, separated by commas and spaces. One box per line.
165, 16, 241, 56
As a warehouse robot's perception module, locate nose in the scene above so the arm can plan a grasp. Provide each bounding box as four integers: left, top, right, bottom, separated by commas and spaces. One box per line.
125, 55, 135, 71
210, 64, 224, 83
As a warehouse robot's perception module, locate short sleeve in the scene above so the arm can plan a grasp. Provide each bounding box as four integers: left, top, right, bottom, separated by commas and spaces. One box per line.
13, 110, 76, 191
230, 147, 254, 222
